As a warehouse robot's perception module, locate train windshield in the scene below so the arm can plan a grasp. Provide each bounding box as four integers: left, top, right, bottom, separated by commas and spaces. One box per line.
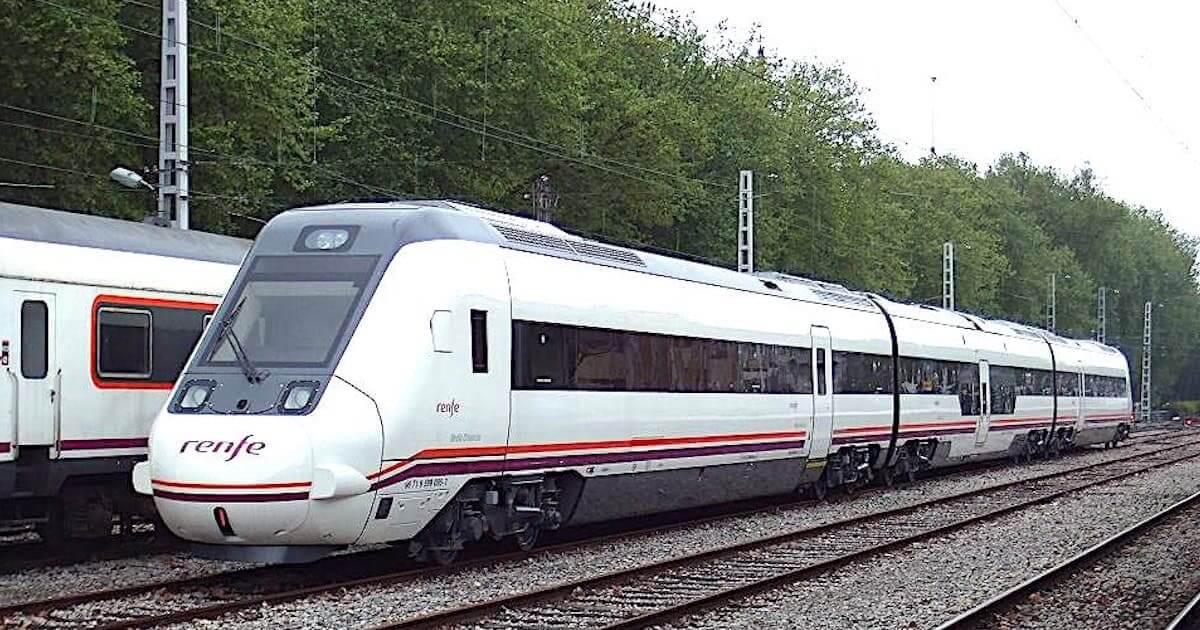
203, 254, 378, 368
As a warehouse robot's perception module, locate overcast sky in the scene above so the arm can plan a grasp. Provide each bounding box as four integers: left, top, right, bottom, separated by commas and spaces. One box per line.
653, 0, 1200, 237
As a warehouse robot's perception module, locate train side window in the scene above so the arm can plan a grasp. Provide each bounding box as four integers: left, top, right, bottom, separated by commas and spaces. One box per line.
20, 301, 48, 379
704, 340, 738, 392
470, 310, 488, 373
153, 307, 208, 382
669, 336, 706, 393
574, 328, 627, 390
958, 362, 980, 415
627, 332, 670, 390
515, 322, 570, 388
816, 348, 827, 396
97, 308, 152, 379
738, 343, 764, 393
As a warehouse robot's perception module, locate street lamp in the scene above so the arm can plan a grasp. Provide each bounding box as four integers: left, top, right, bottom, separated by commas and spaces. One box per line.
109, 167, 155, 191
1047, 273, 1071, 334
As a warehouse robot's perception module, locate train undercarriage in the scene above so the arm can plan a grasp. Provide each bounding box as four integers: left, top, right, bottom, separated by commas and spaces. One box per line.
0, 447, 154, 544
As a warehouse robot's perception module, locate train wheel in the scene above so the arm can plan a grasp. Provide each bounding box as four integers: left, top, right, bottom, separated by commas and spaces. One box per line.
425, 547, 459, 566
811, 480, 827, 502
881, 466, 895, 488
512, 525, 540, 552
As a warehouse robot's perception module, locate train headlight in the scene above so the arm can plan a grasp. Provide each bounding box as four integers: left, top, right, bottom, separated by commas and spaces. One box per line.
280, 381, 319, 414
176, 380, 215, 412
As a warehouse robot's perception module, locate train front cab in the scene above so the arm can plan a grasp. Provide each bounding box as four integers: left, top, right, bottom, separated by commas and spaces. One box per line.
139, 215, 403, 562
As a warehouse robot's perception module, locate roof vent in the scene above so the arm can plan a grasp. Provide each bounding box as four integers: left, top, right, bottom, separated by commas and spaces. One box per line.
491, 223, 646, 267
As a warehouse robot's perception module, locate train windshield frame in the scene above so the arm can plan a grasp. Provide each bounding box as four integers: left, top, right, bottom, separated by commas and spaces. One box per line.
200, 254, 379, 368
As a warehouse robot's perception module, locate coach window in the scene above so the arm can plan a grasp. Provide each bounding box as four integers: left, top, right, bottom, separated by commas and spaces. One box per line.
815, 348, 827, 396
958, 362, 980, 415
97, 308, 152, 379
1056, 371, 1080, 397
835, 352, 891, 395
768, 346, 812, 394
627, 333, 670, 390
20, 301, 48, 379
704, 340, 738, 392
738, 343, 764, 393
670, 337, 706, 392
574, 328, 627, 390
516, 323, 571, 388
989, 366, 1017, 414
470, 310, 488, 373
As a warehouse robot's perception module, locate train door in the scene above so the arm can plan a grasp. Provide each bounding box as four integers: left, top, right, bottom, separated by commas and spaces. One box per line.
809, 326, 834, 461
975, 360, 991, 445
1073, 370, 1086, 434
12, 292, 57, 456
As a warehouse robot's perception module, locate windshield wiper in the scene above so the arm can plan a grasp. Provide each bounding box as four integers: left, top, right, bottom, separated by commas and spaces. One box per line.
214, 296, 269, 384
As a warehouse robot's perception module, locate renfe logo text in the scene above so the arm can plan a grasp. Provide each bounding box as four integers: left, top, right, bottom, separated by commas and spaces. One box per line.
180, 435, 266, 462
436, 399, 461, 419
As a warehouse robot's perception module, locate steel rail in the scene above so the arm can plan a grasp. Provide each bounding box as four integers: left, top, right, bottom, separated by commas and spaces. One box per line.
375, 442, 1200, 630
934, 489, 1200, 629
3, 437, 1183, 628
1166, 588, 1200, 630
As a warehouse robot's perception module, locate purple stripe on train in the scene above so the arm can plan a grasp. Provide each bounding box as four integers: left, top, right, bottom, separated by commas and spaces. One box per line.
371, 438, 808, 491
60, 438, 149, 450
154, 489, 311, 503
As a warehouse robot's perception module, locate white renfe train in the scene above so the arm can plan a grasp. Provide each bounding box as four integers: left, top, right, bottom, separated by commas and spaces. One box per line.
0, 202, 248, 541
136, 201, 1132, 564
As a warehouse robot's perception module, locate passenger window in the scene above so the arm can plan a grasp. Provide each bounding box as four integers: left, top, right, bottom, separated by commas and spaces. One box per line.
738, 343, 764, 393
20, 301, 48, 379
470, 310, 488, 373
520, 323, 570, 387
816, 348, 827, 396
627, 333, 671, 390
97, 308, 152, 378
574, 328, 627, 390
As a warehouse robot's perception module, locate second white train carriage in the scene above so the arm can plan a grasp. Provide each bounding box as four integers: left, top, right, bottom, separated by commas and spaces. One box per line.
136, 201, 1132, 563
0, 202, 248, 540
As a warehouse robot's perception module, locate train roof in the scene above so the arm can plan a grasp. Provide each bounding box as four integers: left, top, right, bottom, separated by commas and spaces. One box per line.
0, 201, 250, 264
289, 199, 1124, 357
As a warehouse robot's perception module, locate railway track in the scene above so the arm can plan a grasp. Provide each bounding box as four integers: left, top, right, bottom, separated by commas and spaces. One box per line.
1168, 589, 1200, 630
376, 441, 1200, 630
1, 435, 1181, 629
937, 489, 1200, 629
0, 530, 176, 576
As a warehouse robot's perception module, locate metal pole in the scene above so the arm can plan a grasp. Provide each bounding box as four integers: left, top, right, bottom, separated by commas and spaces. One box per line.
1047, 273, 1057, 333
929, 76, 937, 156
738, 170, 754, 273
158, 0, 189, 230
942, 241, 955, 310
1096, 286, 1107, 344
1140, 301, 1153, 422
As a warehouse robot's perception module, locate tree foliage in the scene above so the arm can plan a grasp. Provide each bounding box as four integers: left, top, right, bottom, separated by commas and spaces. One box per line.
1, 0, 1198, 402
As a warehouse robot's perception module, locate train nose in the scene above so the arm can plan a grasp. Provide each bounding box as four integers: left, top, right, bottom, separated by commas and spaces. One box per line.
148, 421, 314, 545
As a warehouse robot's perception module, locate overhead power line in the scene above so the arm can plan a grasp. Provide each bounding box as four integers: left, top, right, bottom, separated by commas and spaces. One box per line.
1051, 0, 1200, 168
0, 101, 405, 199
94, 0, 727, 190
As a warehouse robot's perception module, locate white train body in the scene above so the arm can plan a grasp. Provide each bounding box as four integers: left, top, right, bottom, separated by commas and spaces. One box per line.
0, 202, 247, 539
138, 201, 1132, 563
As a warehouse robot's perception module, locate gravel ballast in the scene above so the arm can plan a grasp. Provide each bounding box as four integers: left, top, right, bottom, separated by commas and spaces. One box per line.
662, 454, 1200, 630
144, 439, 1200, 629
977, 498, 1200, 630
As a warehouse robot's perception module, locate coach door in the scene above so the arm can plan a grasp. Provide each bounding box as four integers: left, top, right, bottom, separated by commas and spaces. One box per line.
1073, 370, 1086, 434
11, 293, 57, 458
809, 326, 834, 460
975, 360, 991, 445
